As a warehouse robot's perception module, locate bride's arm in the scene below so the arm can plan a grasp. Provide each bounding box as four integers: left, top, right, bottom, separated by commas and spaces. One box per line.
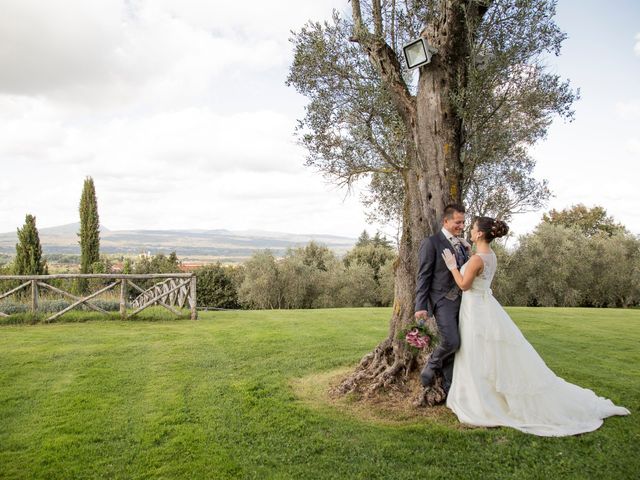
441, 250, 483, 291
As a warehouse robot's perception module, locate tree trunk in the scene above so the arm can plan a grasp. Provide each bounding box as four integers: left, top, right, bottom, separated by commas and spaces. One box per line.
337, 1, 475, 407
335, 169, 448, 405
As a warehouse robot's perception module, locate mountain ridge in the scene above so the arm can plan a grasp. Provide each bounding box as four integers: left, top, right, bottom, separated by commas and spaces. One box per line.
0, 223, 357, 261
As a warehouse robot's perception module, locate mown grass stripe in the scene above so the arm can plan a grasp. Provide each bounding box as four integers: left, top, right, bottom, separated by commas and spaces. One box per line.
0, 307, 638, 479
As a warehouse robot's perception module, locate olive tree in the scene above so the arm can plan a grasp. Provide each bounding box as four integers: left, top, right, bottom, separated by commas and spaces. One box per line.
288, 0, 576, 403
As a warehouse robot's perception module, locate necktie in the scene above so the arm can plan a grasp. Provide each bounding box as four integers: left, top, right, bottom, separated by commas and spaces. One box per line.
451, 238, 464, 266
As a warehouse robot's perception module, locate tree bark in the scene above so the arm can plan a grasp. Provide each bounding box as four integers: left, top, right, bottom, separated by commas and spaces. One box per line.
337, 1, 485, 406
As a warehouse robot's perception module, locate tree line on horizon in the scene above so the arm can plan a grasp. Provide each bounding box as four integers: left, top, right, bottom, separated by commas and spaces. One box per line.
200, 204, 639, 310
2, 203, 639, 310
127, 231, 398, 310
116, 204, 640, 310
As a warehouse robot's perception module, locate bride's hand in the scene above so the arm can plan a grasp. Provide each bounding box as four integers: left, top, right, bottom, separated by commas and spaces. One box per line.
442, 249, 457, 271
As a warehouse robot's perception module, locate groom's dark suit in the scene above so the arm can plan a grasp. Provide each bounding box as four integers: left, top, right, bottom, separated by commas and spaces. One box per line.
415, 230, 469, 391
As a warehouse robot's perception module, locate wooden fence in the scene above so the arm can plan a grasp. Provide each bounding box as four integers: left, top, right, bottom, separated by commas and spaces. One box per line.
0, 274, 197, 322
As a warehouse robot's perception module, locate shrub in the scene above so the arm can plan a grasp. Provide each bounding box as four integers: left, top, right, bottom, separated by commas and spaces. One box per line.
196, 263, 239, 309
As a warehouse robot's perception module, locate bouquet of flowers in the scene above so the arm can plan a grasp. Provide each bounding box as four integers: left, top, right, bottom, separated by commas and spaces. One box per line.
405, 328, 430, 349
398, 319, 438, 351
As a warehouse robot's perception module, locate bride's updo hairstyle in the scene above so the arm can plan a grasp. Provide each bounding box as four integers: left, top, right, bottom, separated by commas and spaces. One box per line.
474, 216, 509, 242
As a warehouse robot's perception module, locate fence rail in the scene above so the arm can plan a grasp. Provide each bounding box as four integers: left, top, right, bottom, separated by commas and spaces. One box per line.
0, 274, 197, 321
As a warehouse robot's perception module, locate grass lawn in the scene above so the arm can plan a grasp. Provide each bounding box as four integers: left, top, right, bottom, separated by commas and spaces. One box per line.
0, 307, 638, 479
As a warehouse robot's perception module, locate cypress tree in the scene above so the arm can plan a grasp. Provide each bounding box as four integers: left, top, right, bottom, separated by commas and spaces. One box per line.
14, 214, 48, 275
78, 177, 100, 291
355, 230, 370, 248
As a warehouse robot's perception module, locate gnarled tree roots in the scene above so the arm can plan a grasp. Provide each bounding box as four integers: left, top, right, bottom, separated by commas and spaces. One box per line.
332, 338, 446, 408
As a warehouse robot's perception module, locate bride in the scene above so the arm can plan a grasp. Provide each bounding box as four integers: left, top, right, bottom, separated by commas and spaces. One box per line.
441, 216, 630, 436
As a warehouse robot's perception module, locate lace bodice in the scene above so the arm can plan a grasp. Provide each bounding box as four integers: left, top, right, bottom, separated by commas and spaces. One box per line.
461, 251, 497, 293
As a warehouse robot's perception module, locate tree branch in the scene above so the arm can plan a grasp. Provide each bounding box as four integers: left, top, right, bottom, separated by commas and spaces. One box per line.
351, 0, 366, 35
372, 0, 383, 37
333, 165, 395, 188
362, 115, 403, 171
350, 0, 416, 129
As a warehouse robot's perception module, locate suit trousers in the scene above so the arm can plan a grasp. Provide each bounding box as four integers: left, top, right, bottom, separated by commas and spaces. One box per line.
427, 295, 461, 390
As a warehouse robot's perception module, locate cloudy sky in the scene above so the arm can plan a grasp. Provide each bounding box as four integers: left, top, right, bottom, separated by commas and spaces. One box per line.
0, 0, 639, 238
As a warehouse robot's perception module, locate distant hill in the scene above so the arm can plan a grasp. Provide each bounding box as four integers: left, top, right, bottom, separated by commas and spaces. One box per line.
32, 222, 112, 235
0, 223, 356, 261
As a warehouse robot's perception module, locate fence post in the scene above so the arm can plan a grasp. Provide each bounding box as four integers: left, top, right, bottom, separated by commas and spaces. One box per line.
190, 275, 197, 320
0, 274, 195, 321
120, 279, 127, 320
31, 280, 38, 314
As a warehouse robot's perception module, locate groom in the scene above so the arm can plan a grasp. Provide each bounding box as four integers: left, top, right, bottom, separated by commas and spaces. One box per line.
415, 203, 468, 395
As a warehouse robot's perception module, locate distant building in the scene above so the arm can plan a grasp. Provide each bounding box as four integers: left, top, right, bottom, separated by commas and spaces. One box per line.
111, 262, 124, 273
179, 262, 203, 272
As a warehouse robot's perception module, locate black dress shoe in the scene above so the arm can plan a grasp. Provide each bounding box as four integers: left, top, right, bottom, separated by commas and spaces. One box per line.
420, 365, 436, 387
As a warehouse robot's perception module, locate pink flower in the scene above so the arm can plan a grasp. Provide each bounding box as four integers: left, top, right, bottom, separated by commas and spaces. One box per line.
405, 328, 429, 349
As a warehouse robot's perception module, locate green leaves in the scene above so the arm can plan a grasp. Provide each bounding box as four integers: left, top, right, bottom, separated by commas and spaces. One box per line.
14, 214, 47, 275
78, 176, 100, 276
288, 1, 576, 225
541, 204, 627, 237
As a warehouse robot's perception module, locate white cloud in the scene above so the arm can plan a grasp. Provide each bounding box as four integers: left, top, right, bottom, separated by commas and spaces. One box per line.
0, 0, 340, 110
615, 100, 640, 120
0, 107, 303, 173
0, 106, 310, 217
151, 0, 340, 39
0, 0, 372, 238
627, 138, 640, 155
0, 1, 125, 95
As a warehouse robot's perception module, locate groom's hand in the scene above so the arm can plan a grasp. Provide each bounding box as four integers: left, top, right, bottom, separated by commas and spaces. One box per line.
415, 310, 428, 321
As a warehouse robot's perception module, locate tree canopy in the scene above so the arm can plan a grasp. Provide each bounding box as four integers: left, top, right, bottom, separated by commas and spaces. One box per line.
541, 204, 626, 237
287, 0, 577, 225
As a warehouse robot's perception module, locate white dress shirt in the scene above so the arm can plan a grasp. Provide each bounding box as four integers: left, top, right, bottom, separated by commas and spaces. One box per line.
441, 227, 459, 247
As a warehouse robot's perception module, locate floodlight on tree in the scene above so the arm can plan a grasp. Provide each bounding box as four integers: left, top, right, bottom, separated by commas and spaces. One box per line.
402, 37, 437, 70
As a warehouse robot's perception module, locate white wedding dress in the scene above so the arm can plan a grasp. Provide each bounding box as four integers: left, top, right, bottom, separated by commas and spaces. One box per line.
446, 251, 630, 436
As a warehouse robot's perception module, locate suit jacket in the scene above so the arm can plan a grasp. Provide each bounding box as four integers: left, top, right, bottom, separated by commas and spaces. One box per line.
415, 231, 468, 315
